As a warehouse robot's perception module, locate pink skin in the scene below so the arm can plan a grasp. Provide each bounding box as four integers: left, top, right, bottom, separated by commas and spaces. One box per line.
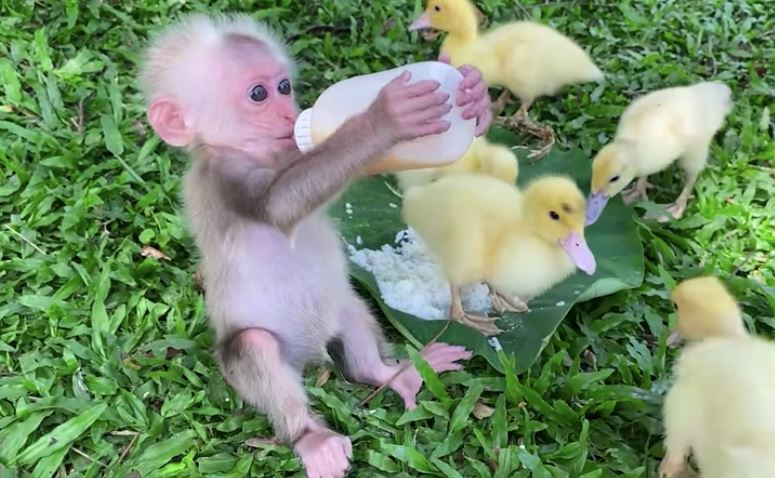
150, 39, 483, 478
221, 50, 492, 157
391, 343, 471, 408
338, 297, 471, 410
437, 52, 492, 136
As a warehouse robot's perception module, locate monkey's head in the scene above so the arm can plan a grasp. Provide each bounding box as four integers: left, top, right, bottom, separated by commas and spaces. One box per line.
140, 14, 299, 158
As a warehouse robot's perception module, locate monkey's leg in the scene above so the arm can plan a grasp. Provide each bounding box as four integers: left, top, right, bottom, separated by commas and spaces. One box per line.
216, 328, 352, 478
337, 296, 471, 410
486, 284, 529, 313
450, 285, 502, 335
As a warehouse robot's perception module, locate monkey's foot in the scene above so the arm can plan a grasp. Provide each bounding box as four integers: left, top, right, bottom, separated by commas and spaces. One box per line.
294, 429, 353, 478
391, 343, 472, 409
658, 453, 686, 478
488, 288, 529, 313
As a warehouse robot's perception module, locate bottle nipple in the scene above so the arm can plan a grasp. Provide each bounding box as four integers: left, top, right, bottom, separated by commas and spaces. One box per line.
293, 108, 315, 153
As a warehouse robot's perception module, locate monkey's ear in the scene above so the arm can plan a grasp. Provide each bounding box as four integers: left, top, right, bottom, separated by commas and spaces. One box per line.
147, 97, 195, 147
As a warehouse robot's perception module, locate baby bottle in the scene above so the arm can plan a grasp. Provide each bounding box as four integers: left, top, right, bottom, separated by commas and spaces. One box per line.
293, 61, 477, 175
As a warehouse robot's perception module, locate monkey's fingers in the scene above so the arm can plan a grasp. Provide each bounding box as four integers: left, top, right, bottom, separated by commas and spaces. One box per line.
384, 70, 412, 88
458, 66, 483, 91
461, 94, 490, 121
406, 103, 453, 126
475, 109, 493, 136
399, 79, 443, 98
408, 120, 451, 139
398, 91, 450, 115
457, 79, 486, 107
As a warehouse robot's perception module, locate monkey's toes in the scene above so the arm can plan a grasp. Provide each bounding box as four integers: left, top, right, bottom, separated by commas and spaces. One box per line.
300, 433, 352, 478
423, 344, 472, 372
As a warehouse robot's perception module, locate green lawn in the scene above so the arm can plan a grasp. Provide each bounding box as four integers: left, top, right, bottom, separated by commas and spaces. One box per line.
1, 1, 774, 477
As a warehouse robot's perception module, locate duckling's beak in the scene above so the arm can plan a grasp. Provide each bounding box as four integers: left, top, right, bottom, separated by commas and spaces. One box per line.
585, 191, 609, 226
409, 13, 431, 31
560, 231, 596, 275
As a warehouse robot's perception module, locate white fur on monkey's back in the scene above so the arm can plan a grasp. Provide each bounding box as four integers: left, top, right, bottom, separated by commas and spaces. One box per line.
183, 159, 351, 369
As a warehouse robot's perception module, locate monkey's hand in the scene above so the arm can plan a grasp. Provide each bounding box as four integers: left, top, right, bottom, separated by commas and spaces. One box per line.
391, 343, 471, 409
367, 71, 452, 143
437, 52, 492, 136
294, 428, 353, 478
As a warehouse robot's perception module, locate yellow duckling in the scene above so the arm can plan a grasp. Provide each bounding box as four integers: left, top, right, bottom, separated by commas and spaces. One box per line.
409, 0, 603, 158
394, 136, 518, 191
585, 81, 733, 225
660, 276, 775, 478
402, 173, 596, 335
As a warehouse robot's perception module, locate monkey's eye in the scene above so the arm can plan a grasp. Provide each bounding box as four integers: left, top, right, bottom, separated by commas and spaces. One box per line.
434, 5, 441, 11
549, 211, 560, 221
609, 175, 620, 183
249, 84, 268, 102
278, 79, 292, 96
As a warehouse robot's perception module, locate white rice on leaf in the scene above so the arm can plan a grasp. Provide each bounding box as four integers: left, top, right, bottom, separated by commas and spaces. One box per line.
347, 228, 492, 320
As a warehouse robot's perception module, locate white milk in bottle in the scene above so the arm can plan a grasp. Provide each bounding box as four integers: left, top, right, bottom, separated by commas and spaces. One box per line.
293, 61, 476, 175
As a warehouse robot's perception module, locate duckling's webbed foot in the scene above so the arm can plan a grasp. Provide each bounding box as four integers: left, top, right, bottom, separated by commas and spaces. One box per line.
508, 105, 554, 160
450, 285, 502, 336
491, 90, 511, 116
488, 286, 529, 313
453, 313, 503, 336
527, 132, 554, 160
659, 201, 687, 223
622, 177, 651, 204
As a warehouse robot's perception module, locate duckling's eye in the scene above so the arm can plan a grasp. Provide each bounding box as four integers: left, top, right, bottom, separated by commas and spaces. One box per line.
549, 211, 560, 221
278, 79, 292, 96
609, 175, 620, 183
434, 5, 441, 11
249, 84, 268, 102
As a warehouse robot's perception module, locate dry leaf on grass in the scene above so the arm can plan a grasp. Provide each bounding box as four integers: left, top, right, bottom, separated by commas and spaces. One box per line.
473, 402, 495, 419
246, 436, 279, 448
141, 246, 170, 261
316, 367, 331, 387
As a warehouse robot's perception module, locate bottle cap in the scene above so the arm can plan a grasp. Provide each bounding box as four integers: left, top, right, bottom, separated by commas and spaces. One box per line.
293, 108, 315, 153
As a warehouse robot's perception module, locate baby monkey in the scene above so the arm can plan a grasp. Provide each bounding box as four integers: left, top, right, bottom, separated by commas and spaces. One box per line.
140, 13, 492, 478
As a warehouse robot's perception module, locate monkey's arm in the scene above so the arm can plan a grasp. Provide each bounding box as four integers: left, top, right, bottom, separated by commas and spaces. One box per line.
215, 114, 392, 231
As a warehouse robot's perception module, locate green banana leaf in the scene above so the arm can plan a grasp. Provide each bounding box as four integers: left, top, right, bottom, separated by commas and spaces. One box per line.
330, 127, 645, 373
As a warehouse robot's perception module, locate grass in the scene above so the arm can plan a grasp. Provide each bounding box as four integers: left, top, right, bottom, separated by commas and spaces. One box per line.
0, 0, 773, 477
